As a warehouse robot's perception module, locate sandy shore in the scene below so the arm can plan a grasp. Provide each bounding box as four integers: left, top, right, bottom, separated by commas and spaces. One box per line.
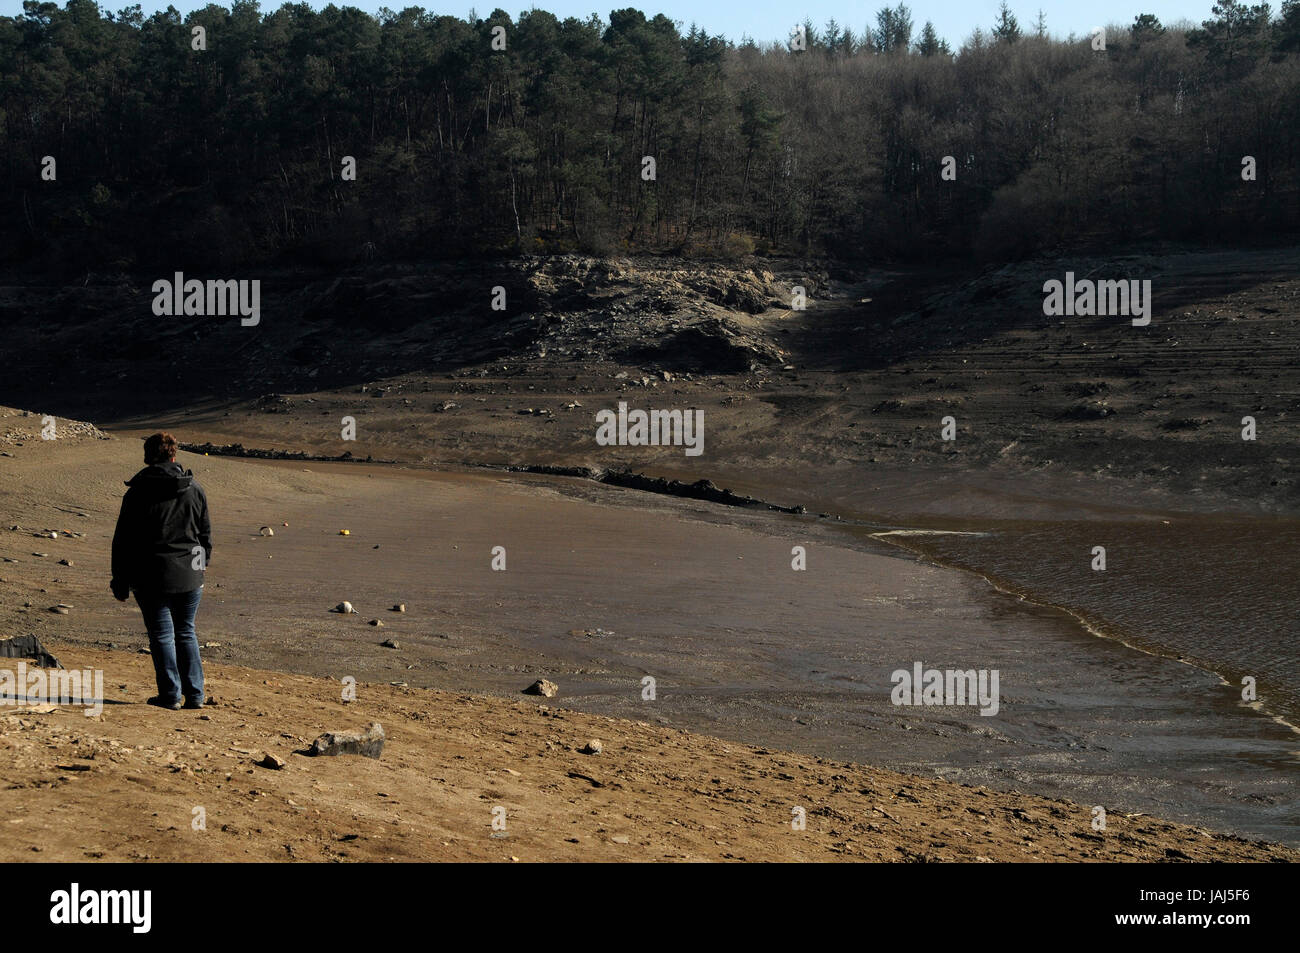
2, 418, 1297, 856
3, 644, 1293, 863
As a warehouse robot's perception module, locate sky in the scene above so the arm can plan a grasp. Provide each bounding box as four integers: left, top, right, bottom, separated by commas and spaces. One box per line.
0, 0, 1220, 47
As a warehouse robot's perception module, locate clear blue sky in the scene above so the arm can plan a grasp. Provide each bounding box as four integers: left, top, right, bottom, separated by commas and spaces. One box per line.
0, 0, 1221, 47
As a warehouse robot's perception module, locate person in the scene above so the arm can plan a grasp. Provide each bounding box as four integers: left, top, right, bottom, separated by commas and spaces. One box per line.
110, 432, 212, 710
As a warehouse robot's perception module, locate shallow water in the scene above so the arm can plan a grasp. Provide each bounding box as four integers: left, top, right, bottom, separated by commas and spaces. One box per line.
888, 515, 1300, 731
196, 458, 1300, 846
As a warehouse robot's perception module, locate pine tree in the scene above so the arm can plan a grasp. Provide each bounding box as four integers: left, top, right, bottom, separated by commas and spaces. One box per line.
992, 2, 1022, 44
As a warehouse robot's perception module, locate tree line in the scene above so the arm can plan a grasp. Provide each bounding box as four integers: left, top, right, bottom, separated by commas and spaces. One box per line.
2, 0, 1298, 272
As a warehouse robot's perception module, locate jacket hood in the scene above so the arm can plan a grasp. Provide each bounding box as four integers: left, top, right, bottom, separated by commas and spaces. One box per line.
125, 462, 194, 498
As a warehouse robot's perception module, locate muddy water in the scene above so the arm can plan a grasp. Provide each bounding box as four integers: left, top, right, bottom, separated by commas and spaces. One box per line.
644, 461, 1300, 730
885, 516, 1300, 731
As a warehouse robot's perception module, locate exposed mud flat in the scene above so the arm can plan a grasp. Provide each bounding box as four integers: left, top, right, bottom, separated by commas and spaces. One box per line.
2, 435, 1297, 848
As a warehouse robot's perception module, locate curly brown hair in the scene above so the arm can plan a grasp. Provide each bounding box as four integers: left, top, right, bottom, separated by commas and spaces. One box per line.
143, 431, 178, 465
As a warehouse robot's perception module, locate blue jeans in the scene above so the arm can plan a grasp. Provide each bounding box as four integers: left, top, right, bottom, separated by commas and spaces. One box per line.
134, 588, 204, 703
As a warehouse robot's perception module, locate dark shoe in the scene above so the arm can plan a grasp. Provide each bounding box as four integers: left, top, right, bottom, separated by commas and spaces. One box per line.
147, 696, 182, 710
182, 696, 206, 710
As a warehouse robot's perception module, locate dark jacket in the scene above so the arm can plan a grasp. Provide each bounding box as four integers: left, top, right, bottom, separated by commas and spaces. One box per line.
111, 462, 212, 594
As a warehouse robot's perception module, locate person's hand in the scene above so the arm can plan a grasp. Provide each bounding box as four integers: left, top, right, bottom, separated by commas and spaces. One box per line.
110, 580, 129, 602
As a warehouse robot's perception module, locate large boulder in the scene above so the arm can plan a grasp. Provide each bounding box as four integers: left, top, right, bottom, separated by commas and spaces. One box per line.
306, 722, 385, 759
0, 634, 61, 668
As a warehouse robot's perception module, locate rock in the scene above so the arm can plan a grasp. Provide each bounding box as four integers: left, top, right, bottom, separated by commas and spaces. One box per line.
331, 601, 358, 614
306, 722, 385, 759
391, 603, 406, 612
259, 526, 274, 536
48, 606, 69, 615
338, 529, 350, 536
257, 753, 286, 770
523, 678, 558, 698
580, 739, 603, 755
0, 634, 61, 667
58, 558, 73, 567
380, 639, 399, 648
369, 619, 384, 627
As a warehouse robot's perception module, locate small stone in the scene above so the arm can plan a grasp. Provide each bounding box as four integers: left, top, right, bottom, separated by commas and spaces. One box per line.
580, 739, 603, 755
332, 601, 357, 614
380, 639, 399, 649
58, 558, 73, 567
259, 526, 274, 536
391, 604, 406, 613
523, 679, 558, 698
257, 753, 286, 770
610, 835, 629, 844
338, 530, 350, 536
48, 606, 69, 615
369, 619, 384, 627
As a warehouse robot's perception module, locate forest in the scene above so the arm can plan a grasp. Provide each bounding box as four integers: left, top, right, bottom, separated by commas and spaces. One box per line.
1, 0, 1298, 272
